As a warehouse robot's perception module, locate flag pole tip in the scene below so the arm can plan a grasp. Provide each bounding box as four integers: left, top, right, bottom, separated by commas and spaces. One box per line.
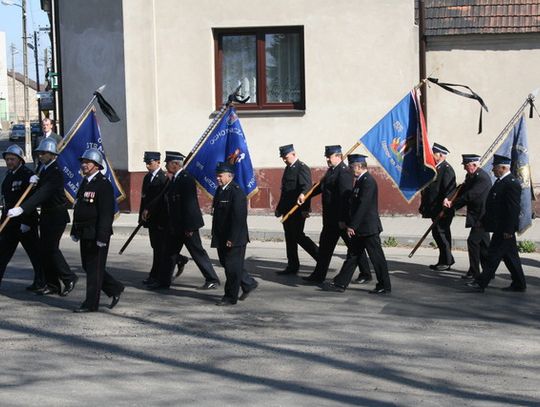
96, 84, 106, 94
530, 88, 539, 100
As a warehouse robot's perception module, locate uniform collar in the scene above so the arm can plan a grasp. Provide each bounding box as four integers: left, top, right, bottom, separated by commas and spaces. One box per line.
221, 181, 232, 191
497, 171, 511, 181
86, 170, 100, 183
10, 163, 23, 175
288, 158, 299, 168
44, 158, 56, 170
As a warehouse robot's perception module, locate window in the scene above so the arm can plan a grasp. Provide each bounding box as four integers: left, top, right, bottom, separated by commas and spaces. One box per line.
214, 26, 305, 111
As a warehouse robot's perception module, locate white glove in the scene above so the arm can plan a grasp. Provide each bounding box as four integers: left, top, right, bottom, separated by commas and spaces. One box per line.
20, 224, 31, 233
7, 207, 24, 218
96, 241, 107, 248
29, 175, 39, 184
71, 235, 79, 243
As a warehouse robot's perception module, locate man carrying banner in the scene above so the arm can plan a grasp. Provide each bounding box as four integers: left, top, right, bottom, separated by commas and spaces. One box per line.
274, 144, 319, 275
71, 148, 125, 312
302, 145, 353, 284
467, 155, 527, 293
139, 151, 188, 285
443, 154, 491, 280
322, 154, 391, 294
212, 162, 258, 306
8, 138, 78, 296
419, 143, 456, 271
148, 151, 220, 290
0, 145, 44, 291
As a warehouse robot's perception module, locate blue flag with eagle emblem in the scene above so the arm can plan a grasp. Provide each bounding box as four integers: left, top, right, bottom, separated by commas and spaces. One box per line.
185, 106, 258, 198
360, 90, 436, 202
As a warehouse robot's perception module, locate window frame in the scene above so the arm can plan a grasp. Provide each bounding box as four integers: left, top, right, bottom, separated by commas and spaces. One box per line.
213, 26, 305, 111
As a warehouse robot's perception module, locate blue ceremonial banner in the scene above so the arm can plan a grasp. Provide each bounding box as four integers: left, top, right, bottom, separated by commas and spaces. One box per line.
360, 90, 436, 202
185, 107, 258, 198
482, 114, 534, 234
57, 108, 126, 213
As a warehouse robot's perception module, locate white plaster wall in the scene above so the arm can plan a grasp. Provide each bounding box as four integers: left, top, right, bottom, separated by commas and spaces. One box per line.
122, 0, 419, 171
426, 34, 540, 186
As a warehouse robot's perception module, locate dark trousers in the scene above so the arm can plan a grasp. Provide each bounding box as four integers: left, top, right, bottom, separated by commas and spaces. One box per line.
309, 223, 349, 282
283, 213, 319, 271
217, 245, 257, 303
159, 230, 219, 286
432, 215, 454, 266
467, 226, 490, 278
148, 226, 165, 281
80, 239, 124, 310
40, 219, 76, 291
477, 233, 526, 289
334, 233, 391, 290
0, 224, 44, 287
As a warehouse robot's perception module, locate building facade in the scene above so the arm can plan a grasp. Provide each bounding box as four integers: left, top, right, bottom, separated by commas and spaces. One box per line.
46, 0, 540, 214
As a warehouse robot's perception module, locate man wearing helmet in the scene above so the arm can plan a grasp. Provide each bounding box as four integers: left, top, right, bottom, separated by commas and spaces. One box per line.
0, 145, 44, 291
7, 138, 78, 296
70, 148, 124, 312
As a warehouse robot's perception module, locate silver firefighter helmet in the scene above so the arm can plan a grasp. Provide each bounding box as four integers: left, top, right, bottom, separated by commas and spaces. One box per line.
2, 144, 25, 161
35, 137, 59, 155
79, 148, 104, 169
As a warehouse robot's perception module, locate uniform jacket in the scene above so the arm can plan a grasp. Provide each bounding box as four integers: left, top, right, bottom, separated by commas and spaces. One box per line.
165, 170, 204, 233
452, 168, 492, 228
139, 169, 168, 228
348, 172, 383, 236
420, 160, 456, 218
312, 161, 352, 226
20, 160, 70, 224
1, 164, 39, 229
276, 160, 312, 216
71, 172, 114, 242
481, 174, 521, 234
211, 181, 249, 248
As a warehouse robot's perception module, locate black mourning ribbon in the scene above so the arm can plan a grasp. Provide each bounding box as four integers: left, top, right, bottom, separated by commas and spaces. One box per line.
427, 78, 489, 134
94, 91, 120, 122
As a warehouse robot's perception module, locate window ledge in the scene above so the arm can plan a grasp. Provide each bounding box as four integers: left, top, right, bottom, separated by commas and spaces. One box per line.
210, 109, 305, 118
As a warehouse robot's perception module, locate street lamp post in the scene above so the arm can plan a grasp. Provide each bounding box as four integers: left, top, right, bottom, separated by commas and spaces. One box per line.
2, 0, 31, 161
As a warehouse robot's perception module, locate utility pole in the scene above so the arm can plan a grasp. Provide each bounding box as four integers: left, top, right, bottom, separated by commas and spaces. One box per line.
10, 43, 18, 122
22, 0, 31, 160
32, 30, 41, 123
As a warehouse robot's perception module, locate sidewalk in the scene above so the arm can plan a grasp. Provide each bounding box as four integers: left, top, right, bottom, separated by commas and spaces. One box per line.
111, 212, 540, 251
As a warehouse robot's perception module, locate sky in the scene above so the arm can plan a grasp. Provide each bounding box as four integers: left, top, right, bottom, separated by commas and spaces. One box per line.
0, 0, 51, 82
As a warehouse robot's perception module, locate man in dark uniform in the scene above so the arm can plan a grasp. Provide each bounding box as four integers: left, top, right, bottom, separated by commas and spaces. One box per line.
302, 145, 353, 284
8, 138, 78, 296
467, 154, 527, 293
419, 142, 456, 271
138, 151, 188, 285
212, 162, 258, 306
443, 154, 492, 280
323, 155, 391, 294
0, 145, 44, 291
274, 144, 319, 274
148, 151, 220, 290
71, 148, 125, 312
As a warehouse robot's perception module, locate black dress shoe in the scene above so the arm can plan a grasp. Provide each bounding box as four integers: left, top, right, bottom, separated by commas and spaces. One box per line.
146, 282, 169, 290
142, 278, 156, 285
352, 277, 372, 285
26, 283, 46, 292
276, 268, 299, 275
73, 307, 96, 313
199, 281, 219, 290
216, 298, 236, 306
60, 279, 78, 297
302, 275, 323, 284
239, 282, 258, 301
109, 295, 121, 309
35, 286, 60, 296
173, 256, 189, 280
465, 281, 485, 293
321, 282, 345, 293
461, 273, 474, 280
434, 264, 451, 271
368, 287, 390, 294
501, 285, 526, 292
429, 264, 439, 270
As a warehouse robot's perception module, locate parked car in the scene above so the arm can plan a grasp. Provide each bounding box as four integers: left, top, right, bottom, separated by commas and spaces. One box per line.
9, 124, 25, 141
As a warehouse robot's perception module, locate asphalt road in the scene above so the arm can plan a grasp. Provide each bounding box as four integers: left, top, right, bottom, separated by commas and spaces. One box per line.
1, 236, 539, 406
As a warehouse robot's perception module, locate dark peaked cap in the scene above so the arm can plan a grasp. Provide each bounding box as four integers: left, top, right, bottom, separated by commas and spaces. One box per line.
432, 143, 450, 155
279, 144, 295, 157
143, 151, 161, 163
164, 151, 185, 162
